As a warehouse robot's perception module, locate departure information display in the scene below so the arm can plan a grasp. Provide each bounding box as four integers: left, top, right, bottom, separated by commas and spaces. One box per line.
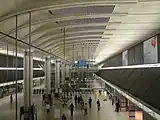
79, 60, 86, 66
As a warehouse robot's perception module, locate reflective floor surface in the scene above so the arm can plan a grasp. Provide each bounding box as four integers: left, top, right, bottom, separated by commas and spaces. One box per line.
0, 93, 129, 120
0, 80, 129, 120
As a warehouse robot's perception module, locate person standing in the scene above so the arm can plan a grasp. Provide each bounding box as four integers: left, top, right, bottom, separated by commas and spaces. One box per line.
74, 95, 77, 105
10, 94, 13, 104
88, 97, 92, 108
69, 103, 74, 116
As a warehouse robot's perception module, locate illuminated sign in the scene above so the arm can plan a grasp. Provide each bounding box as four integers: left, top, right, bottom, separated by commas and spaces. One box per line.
151, 37, 156, 47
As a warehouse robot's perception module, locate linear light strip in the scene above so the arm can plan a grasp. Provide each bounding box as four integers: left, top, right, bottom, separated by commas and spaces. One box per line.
100, 63, 160, 70
0, 77, 45, 87
0, 67, 43, 70
96, 75, 160, 120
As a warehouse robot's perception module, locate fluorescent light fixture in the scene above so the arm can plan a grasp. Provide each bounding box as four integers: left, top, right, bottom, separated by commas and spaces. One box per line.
33, 57, 45, 62
0, 67, 43, 70
33, 68, 43, 70
96, 75, 160, 120
100, 63, 160, 70
0, 77, 45, 87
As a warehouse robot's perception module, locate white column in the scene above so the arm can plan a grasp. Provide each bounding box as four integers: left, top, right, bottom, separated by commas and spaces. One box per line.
61, 62, 65, 84
45, 57, 51, 94
65, 64, 70, 78
55, 59, 60, 90
23, 51, 33, 108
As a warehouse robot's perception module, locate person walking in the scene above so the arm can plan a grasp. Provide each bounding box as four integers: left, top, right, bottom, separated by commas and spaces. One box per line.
69, 103, 74, 116
10, 94, 13, 104
115, 100, 120, 112
97, 99, 100, 111
88, 97, 92, 108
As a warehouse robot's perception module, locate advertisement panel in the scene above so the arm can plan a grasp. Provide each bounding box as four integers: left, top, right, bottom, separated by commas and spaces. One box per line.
143, 36, 158, 64
122, 50, 128, 66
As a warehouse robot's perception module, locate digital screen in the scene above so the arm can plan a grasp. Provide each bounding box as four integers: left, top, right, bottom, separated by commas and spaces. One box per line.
79, 60, 86, 66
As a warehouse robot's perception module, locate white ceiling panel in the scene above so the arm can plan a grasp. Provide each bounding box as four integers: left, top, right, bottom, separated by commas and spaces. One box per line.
0, 0, 160, 62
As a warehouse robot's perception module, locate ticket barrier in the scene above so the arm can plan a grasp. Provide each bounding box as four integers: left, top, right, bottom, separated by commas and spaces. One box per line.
33, 89, 45, 94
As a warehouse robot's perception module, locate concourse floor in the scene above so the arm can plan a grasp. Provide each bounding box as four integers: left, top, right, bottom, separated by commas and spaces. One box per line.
0, 92, 129, 120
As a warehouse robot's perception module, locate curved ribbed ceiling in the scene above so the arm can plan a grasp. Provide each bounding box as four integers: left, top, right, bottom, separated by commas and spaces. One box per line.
0, 0, 160, 63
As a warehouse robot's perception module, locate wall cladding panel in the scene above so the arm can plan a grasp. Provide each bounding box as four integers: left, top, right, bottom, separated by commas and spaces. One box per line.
0, 54, 45, 83
128, 43, 143, 65
128, 47, 134, 65
97, 67, 160, 111
102, 53, 122, 67
134, 43, 143, 64
142, 77, 160, 111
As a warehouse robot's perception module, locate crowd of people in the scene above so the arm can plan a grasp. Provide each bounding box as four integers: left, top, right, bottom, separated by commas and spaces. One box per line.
110, 94, 120, 112
66, 94, 101, 118
40, 90, 121, 120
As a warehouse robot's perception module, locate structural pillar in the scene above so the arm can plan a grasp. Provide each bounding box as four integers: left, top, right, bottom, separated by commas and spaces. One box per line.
23, 51, 33, 109
65, 64, 70, 78
55, 59, 61, 91
45, 57, 51, 95
61, 62, 65, 84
